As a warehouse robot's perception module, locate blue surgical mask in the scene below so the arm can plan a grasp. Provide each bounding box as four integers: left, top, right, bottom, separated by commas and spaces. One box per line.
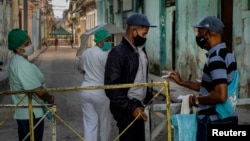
102, 42, 112, 51
23, 44, 34, 56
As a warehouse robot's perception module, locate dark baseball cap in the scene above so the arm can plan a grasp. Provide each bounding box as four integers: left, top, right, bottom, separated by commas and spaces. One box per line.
127, 13, 157, 27
193, 16, 224, 34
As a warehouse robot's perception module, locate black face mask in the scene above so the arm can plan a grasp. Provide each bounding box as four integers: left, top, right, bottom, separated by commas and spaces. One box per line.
195, 35, 207, 49
134, 32, 147, 46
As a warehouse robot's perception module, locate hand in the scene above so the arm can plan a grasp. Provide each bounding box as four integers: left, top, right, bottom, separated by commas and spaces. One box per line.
169, 71, 182, 84
40, 93, 54, 104
48, 94, 54, 104
132, 107, 148, 121
189, 95, 198, 107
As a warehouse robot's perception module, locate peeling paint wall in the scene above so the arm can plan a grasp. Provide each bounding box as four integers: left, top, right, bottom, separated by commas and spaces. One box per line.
175, 0, 218, 81
233, 0, 250, 98
32, 10, 40, 49
106, 0, 250, 98
0, 0, 13, 66
165, 6, 175, 71
144, 0, 161, 75
171, 0, 250, 97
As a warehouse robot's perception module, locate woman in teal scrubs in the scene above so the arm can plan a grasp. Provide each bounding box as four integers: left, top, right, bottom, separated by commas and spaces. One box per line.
7, 28, 54, 141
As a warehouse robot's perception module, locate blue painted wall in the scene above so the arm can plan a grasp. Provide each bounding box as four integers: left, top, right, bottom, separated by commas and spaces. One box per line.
172, 0, 249, 97
175, 0, 218, 81
104, 0, 250, 97
232, 0, 250, 97
144, 0, 161, 74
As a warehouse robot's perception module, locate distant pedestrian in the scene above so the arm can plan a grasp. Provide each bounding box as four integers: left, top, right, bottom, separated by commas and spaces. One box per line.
54, 37, 58, 50
70, 37, 74, 49
79, 28, 112, 141
7, 28, 54, 141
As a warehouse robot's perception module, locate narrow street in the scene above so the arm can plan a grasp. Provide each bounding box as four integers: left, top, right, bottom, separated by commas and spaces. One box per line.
0, 45, 120, 141
0, 0, 250, 141
34, 45, 86, 140
0, 45, 167, 141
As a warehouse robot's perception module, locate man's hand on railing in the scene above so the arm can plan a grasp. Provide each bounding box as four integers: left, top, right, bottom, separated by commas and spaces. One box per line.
132, 107, 148, 121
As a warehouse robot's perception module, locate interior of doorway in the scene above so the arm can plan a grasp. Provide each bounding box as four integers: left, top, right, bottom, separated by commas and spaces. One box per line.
221, 0, 233, 51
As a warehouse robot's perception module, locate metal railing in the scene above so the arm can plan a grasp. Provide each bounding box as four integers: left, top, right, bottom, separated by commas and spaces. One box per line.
0, 81, 172, 141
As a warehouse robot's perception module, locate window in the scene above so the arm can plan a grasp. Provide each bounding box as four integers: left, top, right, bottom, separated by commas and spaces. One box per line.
166, 0, 175, 7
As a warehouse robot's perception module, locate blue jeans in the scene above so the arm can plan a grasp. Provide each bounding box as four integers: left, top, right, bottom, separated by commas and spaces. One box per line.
197, 115, 238, 141
16, 116, 44, 141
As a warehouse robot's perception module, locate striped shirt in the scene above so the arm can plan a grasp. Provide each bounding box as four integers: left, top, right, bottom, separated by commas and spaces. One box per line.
198, 43, 237, 120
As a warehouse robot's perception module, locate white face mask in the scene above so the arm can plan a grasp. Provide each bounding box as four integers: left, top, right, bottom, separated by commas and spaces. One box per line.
23, 44, 34, 56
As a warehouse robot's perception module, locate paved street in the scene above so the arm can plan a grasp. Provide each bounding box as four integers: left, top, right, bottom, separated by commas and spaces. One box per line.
0, 45, 249, 141
0, 45, 121, 141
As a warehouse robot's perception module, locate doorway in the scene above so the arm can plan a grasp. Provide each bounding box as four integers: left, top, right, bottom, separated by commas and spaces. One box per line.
172, 10, 176, 70
221, 0, 233, 51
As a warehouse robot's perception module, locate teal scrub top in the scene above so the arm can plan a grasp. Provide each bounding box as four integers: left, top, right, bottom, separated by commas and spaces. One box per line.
8, 54, 45, 119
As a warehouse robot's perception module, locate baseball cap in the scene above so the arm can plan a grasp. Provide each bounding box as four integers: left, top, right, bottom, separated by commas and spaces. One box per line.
193, 16, 224, 34
127, 13, 157, 27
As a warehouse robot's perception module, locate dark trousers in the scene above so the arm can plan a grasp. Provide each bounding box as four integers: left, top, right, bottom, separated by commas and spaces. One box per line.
16, 117, 44, 141
197, 115, 238, 141
117, 115, 145, 141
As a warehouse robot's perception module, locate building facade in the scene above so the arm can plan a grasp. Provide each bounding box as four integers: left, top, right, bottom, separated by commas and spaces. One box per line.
0, 0, 54, 68
66, 0, 250, 99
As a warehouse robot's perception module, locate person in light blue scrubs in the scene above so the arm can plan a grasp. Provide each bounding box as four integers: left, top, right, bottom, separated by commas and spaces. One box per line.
7, 28, 54, 141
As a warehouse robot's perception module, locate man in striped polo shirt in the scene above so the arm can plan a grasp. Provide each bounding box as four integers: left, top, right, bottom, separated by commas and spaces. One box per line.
169, 16, 238, 141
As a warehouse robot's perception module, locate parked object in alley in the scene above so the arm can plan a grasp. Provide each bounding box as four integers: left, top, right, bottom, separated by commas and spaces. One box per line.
49, 26, 72, 35
49, 26, 72, 50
